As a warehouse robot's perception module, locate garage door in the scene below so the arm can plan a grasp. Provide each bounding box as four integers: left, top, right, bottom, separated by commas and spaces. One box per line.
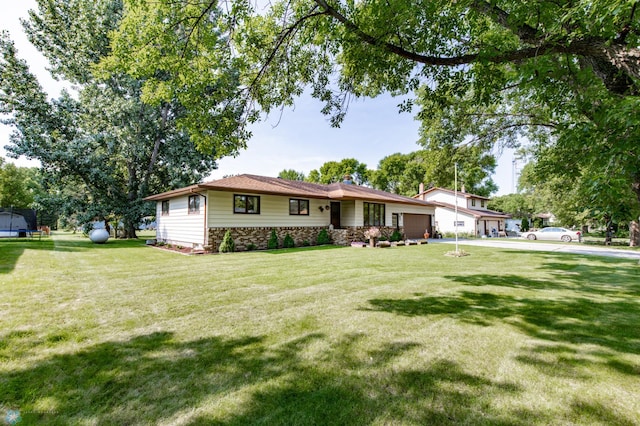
403, 214, 432, 239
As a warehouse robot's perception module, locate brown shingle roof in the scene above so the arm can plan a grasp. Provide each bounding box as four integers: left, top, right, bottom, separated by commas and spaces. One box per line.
145, 174, 433, 207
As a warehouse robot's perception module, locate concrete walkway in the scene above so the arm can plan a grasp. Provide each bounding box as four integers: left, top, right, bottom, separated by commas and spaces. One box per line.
429, 238, 640, 261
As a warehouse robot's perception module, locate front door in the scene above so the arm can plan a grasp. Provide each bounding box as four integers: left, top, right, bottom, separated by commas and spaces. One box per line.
330, 202, 341, 229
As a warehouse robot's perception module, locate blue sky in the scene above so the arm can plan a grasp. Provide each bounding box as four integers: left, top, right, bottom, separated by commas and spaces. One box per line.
1, 1, 518, 196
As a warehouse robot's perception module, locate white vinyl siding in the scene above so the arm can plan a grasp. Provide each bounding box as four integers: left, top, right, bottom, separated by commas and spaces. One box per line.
468, 197, 486, 210
340, 201, 357, 227
207, 191, 330, 227
423, 189, 487, 210
155, 195, 205, 248
433, 207, 476, 234
423, 190, 459, 205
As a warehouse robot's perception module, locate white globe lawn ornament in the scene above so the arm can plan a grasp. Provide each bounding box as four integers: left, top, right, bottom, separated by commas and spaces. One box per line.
89, 228, 110, 244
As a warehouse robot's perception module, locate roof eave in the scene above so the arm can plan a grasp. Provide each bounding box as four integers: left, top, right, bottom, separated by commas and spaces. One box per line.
143, 184, 206, 201
198, 184, 329, 199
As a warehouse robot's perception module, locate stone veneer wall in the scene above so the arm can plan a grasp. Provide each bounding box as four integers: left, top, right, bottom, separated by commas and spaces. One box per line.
330, 226, 404, 246
208, 226, 404, 251
208, 226, 328, 252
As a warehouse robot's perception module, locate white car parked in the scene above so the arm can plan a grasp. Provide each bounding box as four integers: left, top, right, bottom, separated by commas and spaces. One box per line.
521, 227, 582, 242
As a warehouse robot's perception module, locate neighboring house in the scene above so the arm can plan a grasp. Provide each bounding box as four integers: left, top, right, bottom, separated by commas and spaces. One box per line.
413, 185, 510, 237
144, 174, 436, 251
536, 213, 557, 227
506, 213, 556, 233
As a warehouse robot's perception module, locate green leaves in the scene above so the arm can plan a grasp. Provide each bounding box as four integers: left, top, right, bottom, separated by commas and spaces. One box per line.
2, 1, 221, 236
23, 0, 123, 84
0, 162, 41, 208
307, 158, 370, 185
102, 0, 252, 155
278, 169, 306, 181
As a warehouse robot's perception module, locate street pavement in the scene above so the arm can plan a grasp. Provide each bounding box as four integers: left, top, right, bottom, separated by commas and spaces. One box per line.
429, 238, 640, 261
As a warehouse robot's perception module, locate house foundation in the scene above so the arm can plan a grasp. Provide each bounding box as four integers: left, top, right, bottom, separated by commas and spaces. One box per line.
329, 226, 402, 246
208, 226, 404, 252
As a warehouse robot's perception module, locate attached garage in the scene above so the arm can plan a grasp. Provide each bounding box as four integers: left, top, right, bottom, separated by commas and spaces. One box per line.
403, 213, 432, 239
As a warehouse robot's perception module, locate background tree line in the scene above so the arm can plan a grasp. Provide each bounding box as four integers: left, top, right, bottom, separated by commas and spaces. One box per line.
278, 146, 497, 198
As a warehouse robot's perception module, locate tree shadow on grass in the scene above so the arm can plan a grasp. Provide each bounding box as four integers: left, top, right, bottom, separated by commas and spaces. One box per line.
441, 267, 639, 297
0, 234, 149, 273
189, 334, 526, 425
365, 266, 640, 425
1, 330, 539, 425
0, 239, 53, 274
50, 234, 148, 253
368, 289, 639, 355
1, 331, 271, 424
196, 358, 523, 426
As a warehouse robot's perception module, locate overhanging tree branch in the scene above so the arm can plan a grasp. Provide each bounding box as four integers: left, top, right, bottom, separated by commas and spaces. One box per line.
313, 0, 640, 89
469, 0, 539, 44
248, 6, 327, 96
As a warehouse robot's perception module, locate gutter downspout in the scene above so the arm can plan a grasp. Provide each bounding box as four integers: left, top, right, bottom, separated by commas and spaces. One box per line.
202, 192, 208, 250
189, 188, 208, 250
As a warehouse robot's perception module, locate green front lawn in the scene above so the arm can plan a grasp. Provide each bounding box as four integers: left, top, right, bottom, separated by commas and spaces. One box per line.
1, 233, 639, 425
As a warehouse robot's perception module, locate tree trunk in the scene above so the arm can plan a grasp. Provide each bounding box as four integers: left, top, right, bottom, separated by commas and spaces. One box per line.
122, 160, 139, 239
121, 220, 137, 239
630, 220, 640, 247
631, 174, 640, 247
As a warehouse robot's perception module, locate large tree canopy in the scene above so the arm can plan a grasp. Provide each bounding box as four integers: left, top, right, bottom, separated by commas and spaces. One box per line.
107, 0, 640, 130
1, 0, 222, 236
106, 0, 640, 244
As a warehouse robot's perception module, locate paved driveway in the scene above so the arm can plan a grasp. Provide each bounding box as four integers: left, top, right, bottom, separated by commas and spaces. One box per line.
430, 238, 640, 261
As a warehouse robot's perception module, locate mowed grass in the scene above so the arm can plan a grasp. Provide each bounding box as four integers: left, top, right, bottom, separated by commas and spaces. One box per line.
1, 233, 639, 425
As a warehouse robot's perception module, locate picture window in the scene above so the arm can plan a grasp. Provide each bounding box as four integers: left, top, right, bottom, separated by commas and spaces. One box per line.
364, 202, 385, 226
289, 199, 309, 215
234, 194, 260, 214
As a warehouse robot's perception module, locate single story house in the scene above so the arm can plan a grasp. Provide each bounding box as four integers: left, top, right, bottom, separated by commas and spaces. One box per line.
144, 174, 437, 251
413, 185, 510, 237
